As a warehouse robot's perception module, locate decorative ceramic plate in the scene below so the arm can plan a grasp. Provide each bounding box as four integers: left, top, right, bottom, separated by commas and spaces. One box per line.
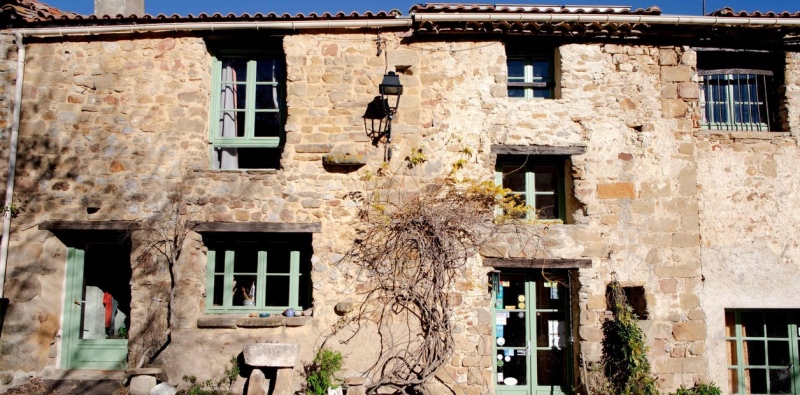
503, 377, 518, 386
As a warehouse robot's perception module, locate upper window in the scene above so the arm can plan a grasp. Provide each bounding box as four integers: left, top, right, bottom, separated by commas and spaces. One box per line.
725, 310, 800, 394
507, 55, 555, 99
698, 50, 781, 132
209, 55, 285, 169
496, 155, 567, 221
204, 233, 311, 313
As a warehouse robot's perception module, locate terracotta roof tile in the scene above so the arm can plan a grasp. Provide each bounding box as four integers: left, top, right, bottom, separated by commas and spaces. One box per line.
709, 7, 800, 18
0, 0, 404, 26
0, 0, 80, 23
410, 3, 662, 15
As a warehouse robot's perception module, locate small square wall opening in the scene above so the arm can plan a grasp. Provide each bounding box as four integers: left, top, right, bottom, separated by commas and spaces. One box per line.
606, 285, 648, 320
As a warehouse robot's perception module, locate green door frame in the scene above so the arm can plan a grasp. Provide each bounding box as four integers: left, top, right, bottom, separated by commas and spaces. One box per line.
61, 246, 128, 370
492, 271, 573, 395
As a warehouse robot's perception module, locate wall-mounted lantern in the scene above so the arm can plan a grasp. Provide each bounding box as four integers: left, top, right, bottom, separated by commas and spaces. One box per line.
363, 71, 403, 151
379, 71, 403, 126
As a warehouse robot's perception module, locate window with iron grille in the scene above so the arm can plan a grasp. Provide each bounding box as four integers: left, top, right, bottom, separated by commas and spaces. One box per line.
699, 69, 774, 131
507, 55, 555, 99
698, 50, 781, 132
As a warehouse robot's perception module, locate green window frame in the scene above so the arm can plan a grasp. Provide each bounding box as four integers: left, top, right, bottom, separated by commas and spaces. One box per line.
209, 53, 285, 169
699, 70, 775, 132
204, 235, 311, 314
507, 55, 555, 99
725, 310, 800, 394
495, 155, 567, 222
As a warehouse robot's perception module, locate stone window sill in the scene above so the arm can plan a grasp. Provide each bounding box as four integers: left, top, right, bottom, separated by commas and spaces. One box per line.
191, 168, 279, 175
499, 219, 565, 226
197, 315, 311, 329
694, 131, 792, 140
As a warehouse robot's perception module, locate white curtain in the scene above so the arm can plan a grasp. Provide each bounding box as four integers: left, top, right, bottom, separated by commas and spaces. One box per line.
219, 65, 239, 169
272, 61, 279, 115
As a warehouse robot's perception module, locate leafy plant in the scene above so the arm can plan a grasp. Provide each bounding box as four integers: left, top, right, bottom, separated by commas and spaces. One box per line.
2, 202, 23, 218
599, 279, 658, 395
178, 356, 240, 395
304, 348, 343, 395
404, 148, 427, 169
671, 382, 722, 395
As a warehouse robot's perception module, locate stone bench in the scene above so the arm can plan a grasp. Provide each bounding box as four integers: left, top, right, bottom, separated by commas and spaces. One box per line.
243, 343, 299, 395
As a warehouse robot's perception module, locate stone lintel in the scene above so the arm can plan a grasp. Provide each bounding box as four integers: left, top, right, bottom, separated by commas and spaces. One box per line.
38, 220, 137, 231
483, 257, 592, 269
191, 222, 322, 233
491, 144, 587, 156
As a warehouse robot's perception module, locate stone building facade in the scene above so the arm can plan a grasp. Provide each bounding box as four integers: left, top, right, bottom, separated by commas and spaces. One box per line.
0, 1, 799, 394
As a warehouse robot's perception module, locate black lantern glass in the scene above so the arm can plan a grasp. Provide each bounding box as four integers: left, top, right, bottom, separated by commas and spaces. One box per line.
379, 71, 403, 116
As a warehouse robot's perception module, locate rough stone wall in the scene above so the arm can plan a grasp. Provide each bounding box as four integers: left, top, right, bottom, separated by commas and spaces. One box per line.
0, 35, 211, 373
696, 132, 800, 391
4, 28, 797, 395
785, 52, 800, 133
696, 49, 800, 391
470, 44, 706, 390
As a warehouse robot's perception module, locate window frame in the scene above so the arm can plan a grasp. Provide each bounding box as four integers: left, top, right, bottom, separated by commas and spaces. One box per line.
725, 310, 800, 394
699, 68, 775, 132
204, 236, 310, 314
507, 55, 555, 99
208, 52, 286, 169
495, 155, 567, 222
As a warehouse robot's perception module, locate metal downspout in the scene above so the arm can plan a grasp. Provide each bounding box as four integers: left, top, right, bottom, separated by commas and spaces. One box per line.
0, 33, 25, 298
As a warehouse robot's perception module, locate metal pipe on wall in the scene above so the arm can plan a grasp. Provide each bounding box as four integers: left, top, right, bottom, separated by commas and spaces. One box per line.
0, 33, 26, 299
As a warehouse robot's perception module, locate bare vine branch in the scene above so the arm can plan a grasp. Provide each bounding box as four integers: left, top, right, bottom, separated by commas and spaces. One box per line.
130, 169, 201, 368
331, 149, 531, 394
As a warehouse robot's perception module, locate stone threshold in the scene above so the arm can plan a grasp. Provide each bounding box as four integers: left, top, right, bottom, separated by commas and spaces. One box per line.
197, 315, 310, 329
41, 369, 126, 381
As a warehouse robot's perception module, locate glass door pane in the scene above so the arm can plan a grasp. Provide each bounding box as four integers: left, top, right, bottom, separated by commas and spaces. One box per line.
80, 244, 131, 340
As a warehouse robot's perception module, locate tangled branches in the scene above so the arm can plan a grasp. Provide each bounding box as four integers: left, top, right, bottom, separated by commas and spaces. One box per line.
334, 152, 521, 394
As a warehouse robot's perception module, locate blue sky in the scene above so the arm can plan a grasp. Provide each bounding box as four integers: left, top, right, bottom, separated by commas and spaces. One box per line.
41, 1, 800, 17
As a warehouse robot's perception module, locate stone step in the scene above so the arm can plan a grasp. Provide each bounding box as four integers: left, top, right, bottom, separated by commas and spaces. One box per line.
42, 379, 123, 395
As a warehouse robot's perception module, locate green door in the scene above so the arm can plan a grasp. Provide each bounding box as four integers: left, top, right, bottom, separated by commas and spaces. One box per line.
61, 243, 131, 370
493, 271, 572, 395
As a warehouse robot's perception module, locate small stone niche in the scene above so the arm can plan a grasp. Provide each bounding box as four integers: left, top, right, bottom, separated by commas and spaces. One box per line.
606, 285, 648, 320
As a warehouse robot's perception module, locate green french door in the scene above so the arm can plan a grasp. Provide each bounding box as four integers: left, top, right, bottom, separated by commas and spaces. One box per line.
61, 243, 131, 370
493, 271, 572, 395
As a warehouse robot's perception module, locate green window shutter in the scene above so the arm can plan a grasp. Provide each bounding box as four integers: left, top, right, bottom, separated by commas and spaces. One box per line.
289, 250, 300, 309
61, 247, 84, 369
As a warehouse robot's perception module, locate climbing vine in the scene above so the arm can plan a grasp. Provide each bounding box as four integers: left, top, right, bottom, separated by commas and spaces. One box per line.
332, 147, 530, 394
591, 278, 658, 395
